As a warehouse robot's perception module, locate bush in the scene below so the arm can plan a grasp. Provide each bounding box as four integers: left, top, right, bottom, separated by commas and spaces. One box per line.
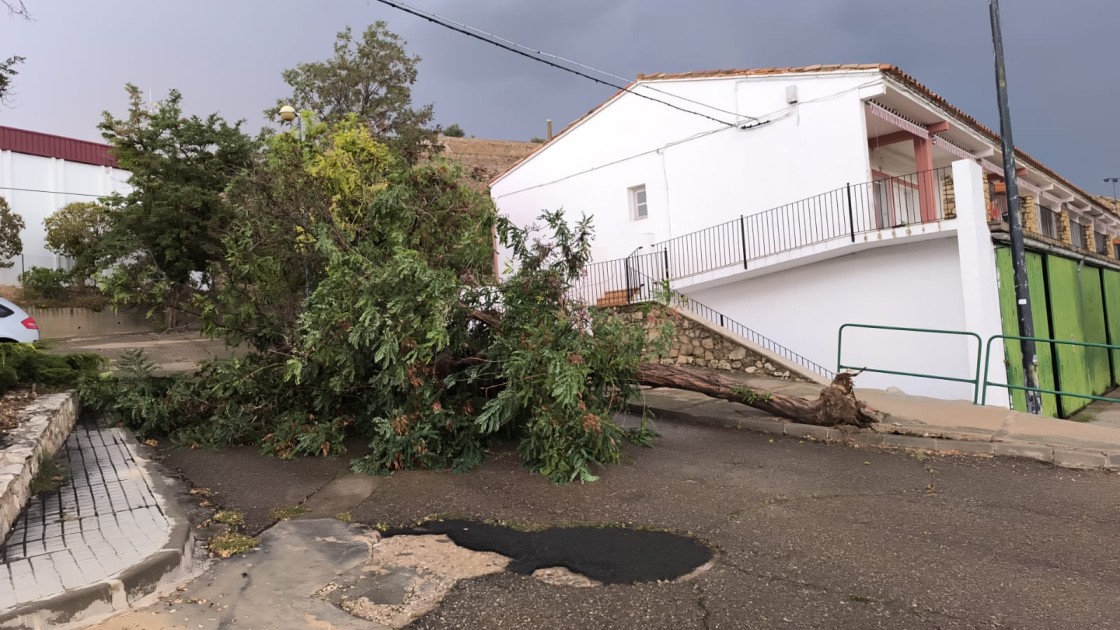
0, 344, 103, 396
20, 267, 71, 301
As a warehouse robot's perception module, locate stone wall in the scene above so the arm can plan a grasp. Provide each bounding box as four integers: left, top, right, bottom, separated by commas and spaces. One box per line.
619, 306, 811, 382
0, 393, 79, 542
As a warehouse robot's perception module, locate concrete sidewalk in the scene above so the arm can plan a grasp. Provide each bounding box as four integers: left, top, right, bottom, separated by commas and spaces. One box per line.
635, 372, 1120, 471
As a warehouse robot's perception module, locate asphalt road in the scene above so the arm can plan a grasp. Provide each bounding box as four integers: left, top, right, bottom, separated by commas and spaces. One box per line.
156, 416, 1120, 629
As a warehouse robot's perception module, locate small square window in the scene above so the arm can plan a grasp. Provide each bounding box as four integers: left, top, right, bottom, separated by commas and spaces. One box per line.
629, 185, 648, 220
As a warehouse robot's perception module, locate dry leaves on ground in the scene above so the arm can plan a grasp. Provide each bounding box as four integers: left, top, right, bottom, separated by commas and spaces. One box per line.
0, 388, 38, 432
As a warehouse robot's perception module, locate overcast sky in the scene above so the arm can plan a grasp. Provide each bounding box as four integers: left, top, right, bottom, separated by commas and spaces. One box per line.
2, 0, 1118, 195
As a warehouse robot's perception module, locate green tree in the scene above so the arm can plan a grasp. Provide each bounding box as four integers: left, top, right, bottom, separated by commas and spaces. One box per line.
98, 85, 256, 320
0, 55, 23, 106
271, 22, 438, 163
443, 123, 465, 138
90, 118, 669, 483
0, 197, 25, 268
0, 1, 30, 107
43, 202, 110, 283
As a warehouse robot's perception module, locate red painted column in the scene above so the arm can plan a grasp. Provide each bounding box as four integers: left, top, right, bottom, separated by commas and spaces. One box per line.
913, 137, 938, 223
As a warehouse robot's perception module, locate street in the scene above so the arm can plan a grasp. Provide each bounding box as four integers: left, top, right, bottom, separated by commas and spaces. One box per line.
97, 415, 1120, 629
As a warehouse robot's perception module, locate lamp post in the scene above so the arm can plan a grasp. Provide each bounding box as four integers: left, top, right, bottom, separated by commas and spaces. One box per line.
279, 105, 309, 297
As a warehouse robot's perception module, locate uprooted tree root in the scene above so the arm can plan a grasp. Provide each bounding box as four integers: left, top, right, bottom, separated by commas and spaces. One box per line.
636, 364, 882, 428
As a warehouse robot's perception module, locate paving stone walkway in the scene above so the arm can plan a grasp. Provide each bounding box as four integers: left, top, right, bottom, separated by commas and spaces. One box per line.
0, 420, 174, 610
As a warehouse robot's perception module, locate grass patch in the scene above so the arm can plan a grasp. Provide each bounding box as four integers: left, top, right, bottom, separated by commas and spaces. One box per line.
335, 512, 353, 522
212, 510, 245, 527
209, 531, 259, 558
30, 455, 66, 494
269, 504, 308, 521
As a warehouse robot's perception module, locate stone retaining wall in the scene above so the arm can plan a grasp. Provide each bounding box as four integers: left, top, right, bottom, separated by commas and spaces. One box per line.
0, 393, 79, 542
618, 305, 813, 382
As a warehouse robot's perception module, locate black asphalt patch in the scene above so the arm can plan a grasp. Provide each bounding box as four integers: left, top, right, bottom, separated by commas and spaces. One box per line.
390, 519, 712, 585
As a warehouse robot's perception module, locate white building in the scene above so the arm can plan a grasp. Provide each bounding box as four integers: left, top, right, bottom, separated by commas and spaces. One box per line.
0, 125, 130, 284
492, 65, 1120, 417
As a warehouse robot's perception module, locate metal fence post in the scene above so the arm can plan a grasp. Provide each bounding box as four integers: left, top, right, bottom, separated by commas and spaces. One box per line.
662, 248, 670, 282
623, 259, 632, 305
739, 215, 749, 269
846, 184, 856, 242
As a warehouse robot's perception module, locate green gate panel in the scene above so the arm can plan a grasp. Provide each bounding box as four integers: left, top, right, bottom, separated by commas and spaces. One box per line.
1045, 255, 1093, 415
995, 248, 1058, 417
1079, 266, 1110, 395
1102, 269, 1120, 384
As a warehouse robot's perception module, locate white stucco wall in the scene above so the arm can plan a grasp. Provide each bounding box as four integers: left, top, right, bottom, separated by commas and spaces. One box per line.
492, 70, 883, 267
687, 236, 977, 400
0, 150, 130, 284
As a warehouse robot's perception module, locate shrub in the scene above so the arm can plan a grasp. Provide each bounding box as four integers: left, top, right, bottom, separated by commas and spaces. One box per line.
0, 344, 103, 396
20, 267, 71, 301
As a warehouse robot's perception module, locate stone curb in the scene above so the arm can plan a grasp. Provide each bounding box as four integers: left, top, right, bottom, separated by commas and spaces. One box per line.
1, 393, 80, 543
0, 426, 195, 629
628, 400, 1120, 472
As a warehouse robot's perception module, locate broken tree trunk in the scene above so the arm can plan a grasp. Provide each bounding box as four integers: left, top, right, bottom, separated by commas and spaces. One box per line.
636, 364, 882, 428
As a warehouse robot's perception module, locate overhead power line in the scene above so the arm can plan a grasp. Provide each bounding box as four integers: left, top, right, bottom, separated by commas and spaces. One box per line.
372, 0, 738, 128
0, 185, 110, 198
377, 0, 756, 122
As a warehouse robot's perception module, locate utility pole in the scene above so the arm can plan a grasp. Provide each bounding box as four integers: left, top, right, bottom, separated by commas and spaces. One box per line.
990, 0, 1041, 414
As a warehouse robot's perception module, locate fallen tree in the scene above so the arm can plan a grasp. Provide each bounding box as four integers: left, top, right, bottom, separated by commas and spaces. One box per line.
85, 111, 881, 486
637, 364, 882, 428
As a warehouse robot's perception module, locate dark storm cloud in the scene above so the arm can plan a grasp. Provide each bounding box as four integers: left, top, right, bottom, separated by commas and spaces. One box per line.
1, 0, 1117, 193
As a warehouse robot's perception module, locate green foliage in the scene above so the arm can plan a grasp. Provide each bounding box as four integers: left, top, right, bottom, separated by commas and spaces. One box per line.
271, 23, 437, 163
0, 197, 24, 267
87, 117, 670, 484
443, 123, 465, 138
98, 85, 256, 316
0, 344, 102, 395
0, 54, 23, 106
43, 202, 111, 283
19, 267, 71, 301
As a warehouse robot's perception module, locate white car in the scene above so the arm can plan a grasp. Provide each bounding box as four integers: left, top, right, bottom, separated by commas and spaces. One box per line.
0, 297, 40, 343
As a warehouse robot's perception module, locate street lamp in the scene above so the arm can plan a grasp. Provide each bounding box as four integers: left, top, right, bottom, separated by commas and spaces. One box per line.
278, 104, 304, 142
279, 104, 309, 296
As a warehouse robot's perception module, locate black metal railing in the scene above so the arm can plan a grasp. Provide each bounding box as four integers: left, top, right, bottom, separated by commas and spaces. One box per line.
569, 167, 955, 377
630, 265, 834, 378
641, 167, 953, 280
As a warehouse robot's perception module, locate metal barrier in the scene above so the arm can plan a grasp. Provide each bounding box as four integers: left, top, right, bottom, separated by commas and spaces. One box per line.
837, 323, 985, 403
981, 335, 1120, 406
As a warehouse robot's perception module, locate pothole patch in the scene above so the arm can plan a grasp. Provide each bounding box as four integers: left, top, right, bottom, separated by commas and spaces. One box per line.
317, 533, 508, 627
390, 519, 713, 585
531, 566, 602, 588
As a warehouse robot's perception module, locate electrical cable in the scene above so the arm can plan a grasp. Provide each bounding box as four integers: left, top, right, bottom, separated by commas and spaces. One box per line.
0, 185, 111, 198
374, 0, 757, 122
372, 0, 737, 128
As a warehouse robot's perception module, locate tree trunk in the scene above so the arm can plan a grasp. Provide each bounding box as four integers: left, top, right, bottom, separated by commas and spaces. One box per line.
637, 364, 882, 428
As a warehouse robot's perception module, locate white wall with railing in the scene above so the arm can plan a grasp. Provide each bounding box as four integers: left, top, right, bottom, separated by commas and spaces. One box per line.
492, 71, 882, 270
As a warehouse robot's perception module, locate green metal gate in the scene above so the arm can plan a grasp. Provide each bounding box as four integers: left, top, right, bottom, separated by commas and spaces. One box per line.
995, 248, 1058, 416
1079, 265, 1110, 395
1102, 268, 1120, 384
1045, 255, 1095, 415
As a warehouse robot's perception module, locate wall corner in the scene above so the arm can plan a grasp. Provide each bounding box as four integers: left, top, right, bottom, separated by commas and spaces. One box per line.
952, 159, 1010, 408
